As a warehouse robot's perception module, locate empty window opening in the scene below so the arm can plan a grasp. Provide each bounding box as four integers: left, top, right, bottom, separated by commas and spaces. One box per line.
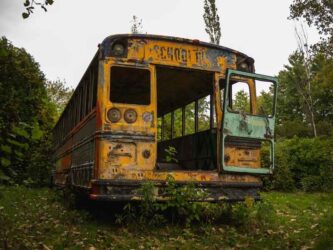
110, 66, 150, 105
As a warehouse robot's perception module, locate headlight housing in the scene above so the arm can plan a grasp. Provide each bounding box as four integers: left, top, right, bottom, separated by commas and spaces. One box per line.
124, 109, 137, 123
112, 43, 125, 56
107, 108, 121, 123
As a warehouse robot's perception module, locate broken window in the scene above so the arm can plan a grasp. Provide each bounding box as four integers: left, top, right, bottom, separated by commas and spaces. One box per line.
230, 81, 251, 114
110, 66, 150, 105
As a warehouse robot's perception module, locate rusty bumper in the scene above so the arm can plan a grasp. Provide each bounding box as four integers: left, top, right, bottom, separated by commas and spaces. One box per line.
90, 179, 262, 202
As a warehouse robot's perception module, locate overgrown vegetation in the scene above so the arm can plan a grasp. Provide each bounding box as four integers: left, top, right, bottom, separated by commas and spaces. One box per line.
263, 136, 333, 192
0, 186, 332, 249
0, 37, 56, 186
0, 37, 72, 187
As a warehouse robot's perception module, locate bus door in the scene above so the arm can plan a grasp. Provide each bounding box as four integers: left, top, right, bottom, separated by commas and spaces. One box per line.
221, 69, 278, 174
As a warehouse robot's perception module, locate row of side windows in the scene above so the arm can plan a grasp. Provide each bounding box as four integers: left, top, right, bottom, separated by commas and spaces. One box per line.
54, 61, 98, 146
158, 94, 216, 142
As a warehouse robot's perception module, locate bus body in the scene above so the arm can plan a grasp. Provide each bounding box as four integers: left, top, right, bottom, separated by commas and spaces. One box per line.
53, 34, 277, 201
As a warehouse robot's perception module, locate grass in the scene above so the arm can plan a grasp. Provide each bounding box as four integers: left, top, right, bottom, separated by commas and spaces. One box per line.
0, 186, 332, 249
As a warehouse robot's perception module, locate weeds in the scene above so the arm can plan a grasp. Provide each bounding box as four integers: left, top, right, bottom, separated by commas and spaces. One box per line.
115, 177, 274, 228
115, 176, 208, 226
165, 146, 178, 163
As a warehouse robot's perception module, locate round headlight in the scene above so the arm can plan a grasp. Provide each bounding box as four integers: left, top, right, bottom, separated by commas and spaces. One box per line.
112, 43, 125, 56
142, 112, 153, 122
124, 109, 137, 124
107, 108, 121, 123
240, 62, 248, 71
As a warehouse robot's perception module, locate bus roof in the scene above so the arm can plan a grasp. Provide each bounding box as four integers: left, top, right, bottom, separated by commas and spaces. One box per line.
100, 34, 254, 63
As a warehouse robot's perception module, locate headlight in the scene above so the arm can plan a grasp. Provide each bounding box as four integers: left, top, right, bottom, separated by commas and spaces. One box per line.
124, 109, 137, 124
112, 43, 125, 56
107, 108, 121, 123
239, 62, 248, 71
142, 112, 153, 122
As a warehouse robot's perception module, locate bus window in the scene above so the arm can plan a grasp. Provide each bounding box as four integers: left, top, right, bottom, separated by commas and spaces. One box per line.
164, 113, 172, 140
230, 82, 251, 114
256, 80, 274, 117
185, 102, 195, 135
198, 95, 210, 132
110, 66, 150, 105
173, 108, 182, 138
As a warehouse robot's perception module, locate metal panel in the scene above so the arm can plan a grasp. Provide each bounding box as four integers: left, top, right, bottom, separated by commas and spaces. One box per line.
221, 69, 278, 174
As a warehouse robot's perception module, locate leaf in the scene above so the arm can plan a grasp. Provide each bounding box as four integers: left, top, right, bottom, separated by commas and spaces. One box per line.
23, 0, 30, 7
46, 0, 54, 5
1, 144, 12, 154
7, 139, 29, 150
0, 170, 10, 180
31, 125, 43, 140
22, 12, 30, 19
14, 150, 24, 158
1, 158, 11, 167
12, 126, 30, 139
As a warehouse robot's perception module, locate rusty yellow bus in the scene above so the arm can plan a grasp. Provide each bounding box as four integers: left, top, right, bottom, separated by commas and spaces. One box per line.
53, 34, 278, 201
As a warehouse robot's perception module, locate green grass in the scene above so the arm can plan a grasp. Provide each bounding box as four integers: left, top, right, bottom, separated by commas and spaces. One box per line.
0, 186, 332, 249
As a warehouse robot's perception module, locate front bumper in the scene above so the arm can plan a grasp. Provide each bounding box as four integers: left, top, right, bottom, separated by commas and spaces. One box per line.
90, 179, 262, 202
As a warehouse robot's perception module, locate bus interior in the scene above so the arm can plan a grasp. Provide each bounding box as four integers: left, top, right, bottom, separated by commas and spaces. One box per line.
156, 66, 218, 171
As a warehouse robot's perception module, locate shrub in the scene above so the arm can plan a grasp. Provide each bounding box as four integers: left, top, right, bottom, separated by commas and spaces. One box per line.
264, 136, 333, 192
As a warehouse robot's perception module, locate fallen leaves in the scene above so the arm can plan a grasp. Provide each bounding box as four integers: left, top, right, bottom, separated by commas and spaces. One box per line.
1, 187, 332, 249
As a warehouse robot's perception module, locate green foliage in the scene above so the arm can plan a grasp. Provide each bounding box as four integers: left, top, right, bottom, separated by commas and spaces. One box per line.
0, 37, 57, 186
165, 146, 178, 163
277, 51, 333, 137
289, 0, 333, 55
159, 176, 206, 226
45, 79, 73, 117
203, 0, 221, 45
257, 90, 273, 115
233, 90, 250, 113
116, 177, 207, 226
264, 137, 333, 192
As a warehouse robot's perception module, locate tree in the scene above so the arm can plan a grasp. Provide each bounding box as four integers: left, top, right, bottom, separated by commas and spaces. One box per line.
277, 52, 315, 137
310, 53, 333, 135
233, 90, 250, 113
257, 90, 273, 116
289, 0, 333, 55
46, 79, 73, 118
130, 15, 143, 34
203, 0, 221, 45
277, 50, 333, 138
22, 0, 54, 19
0, 37, 56, 185
294, 25, 317, 137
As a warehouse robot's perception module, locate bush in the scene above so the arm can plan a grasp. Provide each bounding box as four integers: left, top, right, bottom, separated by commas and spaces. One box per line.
264, 136, 333, 192
0, 37, 56, 186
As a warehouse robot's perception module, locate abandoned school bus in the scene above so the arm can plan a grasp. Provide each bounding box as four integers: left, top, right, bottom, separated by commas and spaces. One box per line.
53, 34, 278, 201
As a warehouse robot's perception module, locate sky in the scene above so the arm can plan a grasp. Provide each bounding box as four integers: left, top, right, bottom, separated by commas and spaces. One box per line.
0, 0, 320, 89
